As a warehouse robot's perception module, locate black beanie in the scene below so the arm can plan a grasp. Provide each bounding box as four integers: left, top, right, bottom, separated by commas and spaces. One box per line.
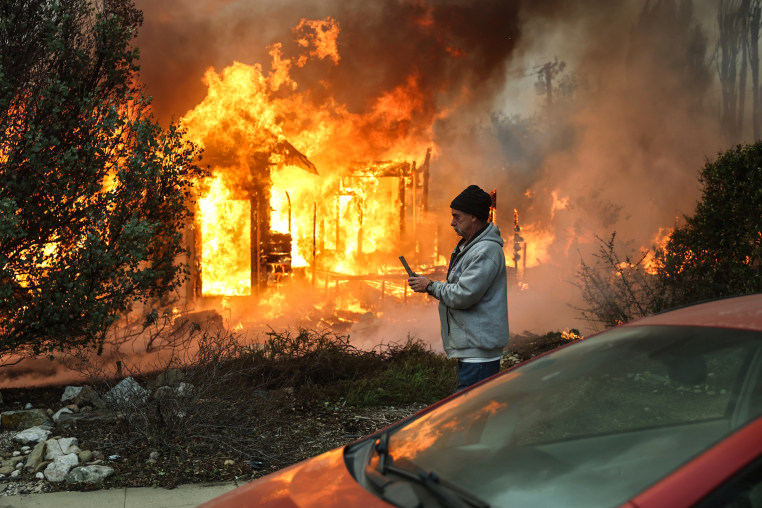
450, 185, 492, 222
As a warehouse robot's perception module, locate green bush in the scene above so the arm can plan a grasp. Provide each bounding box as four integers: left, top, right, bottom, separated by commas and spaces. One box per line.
242, 330, 455, 406
342, 338, 456, 406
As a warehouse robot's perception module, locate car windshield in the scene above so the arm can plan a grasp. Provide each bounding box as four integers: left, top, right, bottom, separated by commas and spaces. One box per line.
383, 325, 762, 507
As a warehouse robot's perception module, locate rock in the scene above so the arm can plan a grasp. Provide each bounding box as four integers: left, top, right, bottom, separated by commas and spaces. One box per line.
0, 466, 13, 475
2, 457, 24, 468
10, 470, 19, 478
65, 464, 114, 484
13, 426, 51, 445
152, 386, 174, 400
24, 403, 32, 410
173, 309, 223, 334
149, 451, 160, 460
45, 437, 79, 460
11, 451, 20, 457
61, 386, 83, 402
52, 408, 73, 422
151, 368, 185, 389
153, 381, 194, 399
35, 472, 44, 480
105, 378, 149, 404
25, 442, 46, 472
61, 385, 105, 409
21, 446, 31, 453
176, 382, 194, 396
1, 409, 52, 430
55, 410, 116, 431
224, 459, 235, 466
78, 450, 93, 463
44, 454, 79, 482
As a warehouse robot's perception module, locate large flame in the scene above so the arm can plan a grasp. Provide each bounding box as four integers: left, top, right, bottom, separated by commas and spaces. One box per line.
182, 18, 435, 297
178, 15, 672, 314
197, 175, 251, 296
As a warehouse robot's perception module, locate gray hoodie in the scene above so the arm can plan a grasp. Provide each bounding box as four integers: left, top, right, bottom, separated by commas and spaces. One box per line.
428, 223, 510, 359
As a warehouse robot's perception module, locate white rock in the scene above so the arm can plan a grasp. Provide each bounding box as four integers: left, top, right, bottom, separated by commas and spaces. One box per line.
175, 382, 194, 396
44, 454, 79, 482
13, 426, 51, 445
12, 451, 20, 457
52, 408, 73, 423
10, 470, 20, 478
61, 386, 84, 403
24, 403, 32, 410
35, 472, 44, 479
45, 438, 79, 460
105, 377, 148, 404
65, 465, 115, 484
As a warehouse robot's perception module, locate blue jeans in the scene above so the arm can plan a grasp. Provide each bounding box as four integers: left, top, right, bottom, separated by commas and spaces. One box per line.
457, 360, 501, 391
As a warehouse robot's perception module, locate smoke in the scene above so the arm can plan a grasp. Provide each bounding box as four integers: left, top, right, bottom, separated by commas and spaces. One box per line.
131, 0, 737, 336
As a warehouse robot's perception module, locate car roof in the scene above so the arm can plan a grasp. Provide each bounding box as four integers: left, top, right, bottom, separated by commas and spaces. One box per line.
623, 293, 762, 332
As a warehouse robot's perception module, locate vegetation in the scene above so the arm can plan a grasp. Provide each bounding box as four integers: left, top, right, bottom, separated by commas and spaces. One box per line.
0, 0, 203, 357
577, 141, 762, 328
658, 142, 762, 306
1, 329, 573, 491
70, 329, 456, 474
575, 234, 665, 329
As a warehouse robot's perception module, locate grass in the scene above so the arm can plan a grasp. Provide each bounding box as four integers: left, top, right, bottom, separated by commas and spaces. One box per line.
246, 329, 457, 406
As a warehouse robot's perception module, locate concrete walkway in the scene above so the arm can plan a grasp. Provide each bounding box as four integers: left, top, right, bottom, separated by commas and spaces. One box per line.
0, 481, 241, 508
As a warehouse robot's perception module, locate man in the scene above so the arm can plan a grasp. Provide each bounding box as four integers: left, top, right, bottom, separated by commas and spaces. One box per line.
408, 184, 509, 390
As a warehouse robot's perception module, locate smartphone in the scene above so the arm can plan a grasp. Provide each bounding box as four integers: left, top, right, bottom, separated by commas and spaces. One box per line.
399, 256, 418, 277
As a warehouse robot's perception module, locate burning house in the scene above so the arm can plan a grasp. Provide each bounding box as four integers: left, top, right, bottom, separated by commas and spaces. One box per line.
188, 140, 435, 303
164, 14, 527, 333
173, 39, 457, 322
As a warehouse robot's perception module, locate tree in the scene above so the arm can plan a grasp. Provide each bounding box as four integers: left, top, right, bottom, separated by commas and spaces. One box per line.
630, 0, 711, 114
656, 142, 762, 306
0, 0, 204, 358
715, 0, 762, 143
577, 142, 762, 327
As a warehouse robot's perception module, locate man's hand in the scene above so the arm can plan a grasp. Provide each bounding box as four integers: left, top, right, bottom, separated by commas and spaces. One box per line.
408, 276, 432, 293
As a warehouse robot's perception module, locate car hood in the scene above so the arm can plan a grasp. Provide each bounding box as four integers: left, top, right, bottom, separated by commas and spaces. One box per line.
199, 447, 391, 508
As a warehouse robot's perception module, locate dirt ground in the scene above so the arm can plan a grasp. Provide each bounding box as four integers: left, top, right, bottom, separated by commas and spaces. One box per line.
0, 383, 426, 493
0, 330, 575, 494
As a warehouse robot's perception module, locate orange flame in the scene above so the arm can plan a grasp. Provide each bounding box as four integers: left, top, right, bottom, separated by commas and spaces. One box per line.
182, 18, 435, 298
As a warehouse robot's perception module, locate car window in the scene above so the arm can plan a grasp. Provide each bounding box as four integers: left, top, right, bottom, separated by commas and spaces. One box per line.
383, 326, 762, 508
695, 455, 762, 508
508, 338, 746, 445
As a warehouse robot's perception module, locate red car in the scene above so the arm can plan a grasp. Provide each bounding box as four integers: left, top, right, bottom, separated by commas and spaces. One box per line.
201, 293, 762, 508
